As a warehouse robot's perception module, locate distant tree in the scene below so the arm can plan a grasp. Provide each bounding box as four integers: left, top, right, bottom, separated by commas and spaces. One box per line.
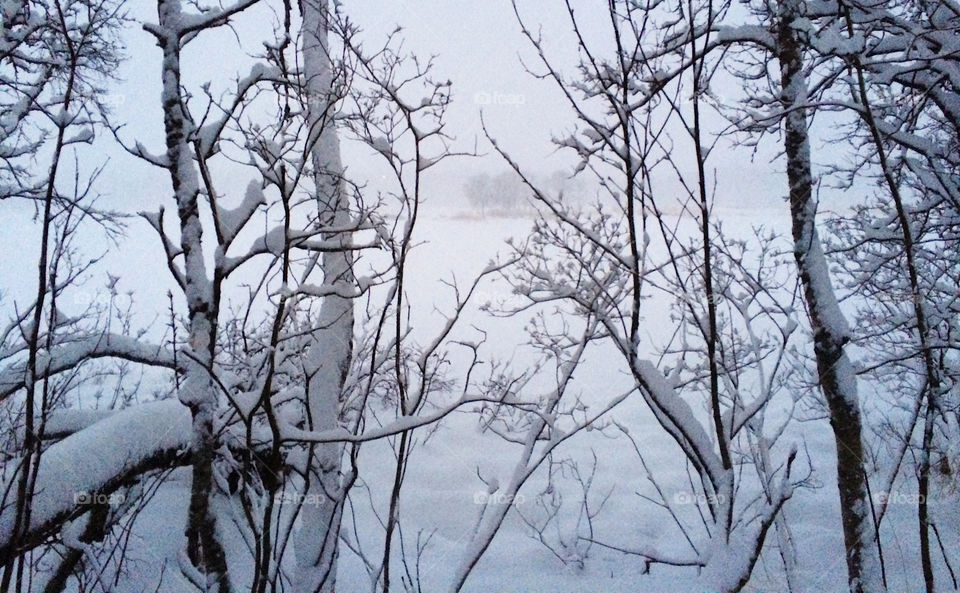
463, 170, 528, 215
463, 169, 588, 216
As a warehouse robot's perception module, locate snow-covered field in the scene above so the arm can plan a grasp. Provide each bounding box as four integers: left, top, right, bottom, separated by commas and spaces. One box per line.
80, 205, 957, 593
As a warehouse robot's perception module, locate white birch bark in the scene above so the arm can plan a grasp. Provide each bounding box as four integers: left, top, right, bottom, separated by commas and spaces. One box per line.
293, 2, 355, 591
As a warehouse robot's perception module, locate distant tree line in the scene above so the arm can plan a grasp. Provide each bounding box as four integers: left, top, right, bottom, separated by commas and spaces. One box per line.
463, 169, 589, 215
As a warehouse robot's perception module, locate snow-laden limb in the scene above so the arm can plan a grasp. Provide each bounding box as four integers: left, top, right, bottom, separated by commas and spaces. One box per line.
276, 391, 541, 445
0, 333, 176, 400
174, 0, 261, 36
39, 408, 114, 440
713, 24, 776, 49
142, 0, 261, 40
0, 400, 192, 558
196, 64, 281, 160
139, 207, 186, 290
220, 224, 378, 277
631, 358, 726, 488
132, 140, 169, 167
584, 538, 703, 568
214, 180, 265, 249
691, 448, 797, 593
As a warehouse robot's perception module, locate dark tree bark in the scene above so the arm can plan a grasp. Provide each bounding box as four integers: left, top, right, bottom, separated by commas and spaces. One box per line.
777, 1, 885, 591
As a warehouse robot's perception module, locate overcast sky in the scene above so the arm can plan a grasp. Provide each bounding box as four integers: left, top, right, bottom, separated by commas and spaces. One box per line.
99, 1, 792, 211
1, 1, 810, 322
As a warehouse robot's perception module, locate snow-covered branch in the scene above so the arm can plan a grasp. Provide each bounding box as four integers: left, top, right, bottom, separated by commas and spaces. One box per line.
0, 334, 176, 401
0, 400, 192, 558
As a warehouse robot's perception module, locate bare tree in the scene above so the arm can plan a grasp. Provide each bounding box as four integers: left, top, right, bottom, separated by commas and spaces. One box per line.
811, 1, 960, 589
456, 2, 806, 591
0, 1, 128, 590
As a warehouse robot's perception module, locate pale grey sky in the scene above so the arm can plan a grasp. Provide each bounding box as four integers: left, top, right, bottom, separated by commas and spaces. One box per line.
2, 1, 809, 321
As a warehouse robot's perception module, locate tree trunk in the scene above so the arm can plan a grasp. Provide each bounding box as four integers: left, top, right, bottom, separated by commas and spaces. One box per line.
776, 1, 885, 591
156, 1, 229, 590
293, 2, 354, 592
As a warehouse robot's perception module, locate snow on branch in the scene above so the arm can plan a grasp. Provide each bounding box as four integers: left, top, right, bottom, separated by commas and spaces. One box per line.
139, 207, 186, 290
631, 359, 726, 486
0, 400, 192, 558
0, 333, 176, 401
214, 180, 265, 248
144, 0, 262, 41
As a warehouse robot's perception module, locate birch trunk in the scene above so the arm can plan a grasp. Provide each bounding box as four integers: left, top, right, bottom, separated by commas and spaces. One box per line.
293, 2, 354, 591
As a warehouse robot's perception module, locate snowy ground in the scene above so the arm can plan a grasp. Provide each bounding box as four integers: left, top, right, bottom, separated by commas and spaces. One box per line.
80, 203, 959, 593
